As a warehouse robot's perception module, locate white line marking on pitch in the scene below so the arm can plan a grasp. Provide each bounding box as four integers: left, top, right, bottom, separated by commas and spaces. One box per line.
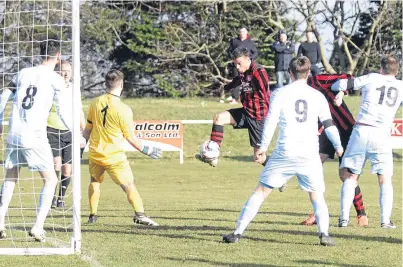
49, 239, 105, 267
80, 251, 105, 267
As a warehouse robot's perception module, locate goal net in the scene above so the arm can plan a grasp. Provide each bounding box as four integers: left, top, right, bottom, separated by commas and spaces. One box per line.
0, 0, 81, 255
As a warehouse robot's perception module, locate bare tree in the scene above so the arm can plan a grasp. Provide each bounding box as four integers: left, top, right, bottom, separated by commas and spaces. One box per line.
318, 0, 362, 73
327, 0, 390, 74
289, 0, 337, 73
151, 1, 288, 95
291, 0, 396, 74
355, 1, 398, 75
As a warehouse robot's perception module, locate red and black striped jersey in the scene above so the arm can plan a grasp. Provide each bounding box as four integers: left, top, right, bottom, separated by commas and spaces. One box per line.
224, 61, 270, 120
308, 74, 355, 132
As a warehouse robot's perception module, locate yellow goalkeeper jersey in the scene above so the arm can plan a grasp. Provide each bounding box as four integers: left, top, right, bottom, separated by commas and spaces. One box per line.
87, 93, 134, 166
47, 82, 77, 130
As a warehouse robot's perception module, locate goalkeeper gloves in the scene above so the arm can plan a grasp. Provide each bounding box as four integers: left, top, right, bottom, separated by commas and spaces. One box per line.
141, 144, 162, 159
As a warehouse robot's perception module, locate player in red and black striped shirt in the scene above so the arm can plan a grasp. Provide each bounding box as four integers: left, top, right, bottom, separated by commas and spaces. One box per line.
197, 46, 270, 167
299, 74, 368, 226
310, 74, 356, 132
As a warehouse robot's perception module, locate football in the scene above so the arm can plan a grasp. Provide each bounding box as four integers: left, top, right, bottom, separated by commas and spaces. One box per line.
200, 140, 220, 163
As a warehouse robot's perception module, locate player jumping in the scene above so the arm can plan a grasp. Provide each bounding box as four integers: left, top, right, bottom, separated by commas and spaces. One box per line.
196, 46, 270, 167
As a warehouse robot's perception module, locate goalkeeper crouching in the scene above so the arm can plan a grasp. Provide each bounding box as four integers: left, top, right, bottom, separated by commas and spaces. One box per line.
82, 70, 161, 226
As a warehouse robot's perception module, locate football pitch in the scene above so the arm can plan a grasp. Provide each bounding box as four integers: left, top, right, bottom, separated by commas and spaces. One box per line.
0, 97, 402, 267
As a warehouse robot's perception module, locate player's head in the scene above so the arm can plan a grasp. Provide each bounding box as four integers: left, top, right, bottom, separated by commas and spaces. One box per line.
105, 69, 124, 93
231, 46, 251, 74
239, 27, 248, 40
59, 61, 72, 83
40, 40, 61, 63
288, 56, 311, 81
380, 55, 399, 76
306, 29, 314, 42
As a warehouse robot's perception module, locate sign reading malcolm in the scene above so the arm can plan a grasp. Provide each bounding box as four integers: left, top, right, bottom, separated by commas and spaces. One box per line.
83, 120, 185, 163
119, 120, 184, 163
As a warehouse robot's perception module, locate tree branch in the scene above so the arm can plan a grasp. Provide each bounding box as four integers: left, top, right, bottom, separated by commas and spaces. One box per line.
358, 1, 389, 75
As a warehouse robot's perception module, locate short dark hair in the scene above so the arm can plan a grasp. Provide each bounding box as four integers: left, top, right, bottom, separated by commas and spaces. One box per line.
289, 56, 311, 79
279, 30, 287, 35
105, 69, 124, 89
231, 46, 249, 60
40, 40, 60, 60
381, 55, 399, 75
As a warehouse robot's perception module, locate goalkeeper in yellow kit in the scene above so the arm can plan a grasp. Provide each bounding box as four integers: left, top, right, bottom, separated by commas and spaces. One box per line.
82, 70, 162, 226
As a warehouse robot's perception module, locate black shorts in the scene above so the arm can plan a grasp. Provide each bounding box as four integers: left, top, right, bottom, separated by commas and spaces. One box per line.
47, 127, 72, 164
228, 108, 265, 148
319, 128, 351, 163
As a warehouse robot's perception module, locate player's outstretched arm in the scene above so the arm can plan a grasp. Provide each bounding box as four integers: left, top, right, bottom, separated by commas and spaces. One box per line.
333, 91, 345, 107
126, 137, 162, 160
0, 79, 16, 116
323, 121, 343, 157
0, 88, 14, 117
331, 74, 370, 96
120, 108, 162, 160
318, 96, 343, 157
258, 89, 281, 159
0, 87, 15, 134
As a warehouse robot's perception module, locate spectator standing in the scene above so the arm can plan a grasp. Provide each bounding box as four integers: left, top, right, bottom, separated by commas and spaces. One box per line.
227, 27, 258, 104
273, 30, 294, 88
297, 30, 321, 75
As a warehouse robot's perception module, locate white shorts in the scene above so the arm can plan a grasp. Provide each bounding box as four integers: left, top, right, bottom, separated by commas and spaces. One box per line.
5, 142, 54, 172
259, 151, 325, 192
341, 125, 393, 176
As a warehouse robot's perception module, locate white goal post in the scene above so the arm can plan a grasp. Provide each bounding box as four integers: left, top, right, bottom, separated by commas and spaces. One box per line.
71, 0, 81, 255
0, 0, 81, 255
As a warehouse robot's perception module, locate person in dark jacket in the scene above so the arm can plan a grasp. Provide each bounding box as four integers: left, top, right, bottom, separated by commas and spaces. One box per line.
297, 30, 321, 75
227, 27, 258, 103
273, 31, 294, 88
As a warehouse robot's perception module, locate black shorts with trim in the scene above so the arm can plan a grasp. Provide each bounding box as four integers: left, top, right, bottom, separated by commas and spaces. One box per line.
227, 108, 265, 148
319, 128, 351, 163
47, 127, 72, 164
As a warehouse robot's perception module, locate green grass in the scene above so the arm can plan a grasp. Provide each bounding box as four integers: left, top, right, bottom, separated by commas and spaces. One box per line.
0, 97, 401, 267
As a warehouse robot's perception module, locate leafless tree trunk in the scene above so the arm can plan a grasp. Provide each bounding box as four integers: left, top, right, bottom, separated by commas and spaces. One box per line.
356, 0, 389, 75
290, 0, 337, 73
